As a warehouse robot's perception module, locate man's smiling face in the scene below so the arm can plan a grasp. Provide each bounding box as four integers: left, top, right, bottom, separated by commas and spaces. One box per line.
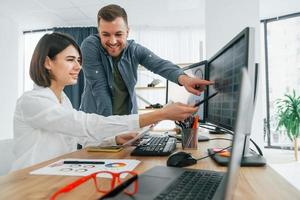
98, 17, 129, 58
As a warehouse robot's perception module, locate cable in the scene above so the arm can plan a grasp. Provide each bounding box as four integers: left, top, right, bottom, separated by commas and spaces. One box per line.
249, 138, 264, 156
169, 131, 263, 157
208, 129, 264, 156
196, 146, 232, 161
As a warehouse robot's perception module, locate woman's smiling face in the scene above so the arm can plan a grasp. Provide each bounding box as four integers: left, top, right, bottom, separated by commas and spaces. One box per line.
46, 45, 81, 87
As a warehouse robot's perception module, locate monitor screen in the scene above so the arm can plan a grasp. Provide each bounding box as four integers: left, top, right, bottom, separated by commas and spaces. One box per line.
205, 27, 255, 131
167, 62, 207, 122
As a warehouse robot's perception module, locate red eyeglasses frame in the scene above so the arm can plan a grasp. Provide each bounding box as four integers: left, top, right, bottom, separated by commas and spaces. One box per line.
50, 170, 138, 200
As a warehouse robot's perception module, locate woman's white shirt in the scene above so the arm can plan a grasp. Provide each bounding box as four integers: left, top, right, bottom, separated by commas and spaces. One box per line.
11, 86, 139, 170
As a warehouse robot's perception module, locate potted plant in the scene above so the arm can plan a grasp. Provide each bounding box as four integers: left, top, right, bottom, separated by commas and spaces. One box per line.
276, 90, 300, 161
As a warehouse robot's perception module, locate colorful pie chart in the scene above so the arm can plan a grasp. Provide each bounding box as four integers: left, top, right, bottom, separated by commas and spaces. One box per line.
105, 162, 127, 168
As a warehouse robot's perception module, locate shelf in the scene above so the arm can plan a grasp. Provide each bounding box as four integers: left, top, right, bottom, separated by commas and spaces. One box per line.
136, 64, 168, 113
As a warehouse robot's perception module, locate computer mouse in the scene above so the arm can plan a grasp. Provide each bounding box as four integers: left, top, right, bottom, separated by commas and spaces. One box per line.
166, 151, 197, 167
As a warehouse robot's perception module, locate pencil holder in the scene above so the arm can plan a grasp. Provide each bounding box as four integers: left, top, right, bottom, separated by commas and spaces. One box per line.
181, 128, 198, 149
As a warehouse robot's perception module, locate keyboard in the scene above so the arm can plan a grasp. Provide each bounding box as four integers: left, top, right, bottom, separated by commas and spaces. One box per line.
154, 170, 224, 200
130, 135, 176, 156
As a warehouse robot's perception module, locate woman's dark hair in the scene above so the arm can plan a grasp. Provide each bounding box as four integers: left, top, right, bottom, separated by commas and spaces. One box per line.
30, 32, 82, 87
97, 4, 128, 26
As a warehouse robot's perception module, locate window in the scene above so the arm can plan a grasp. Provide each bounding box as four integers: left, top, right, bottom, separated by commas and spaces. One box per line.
23, 31, 52, 92
262, 13, 300, 148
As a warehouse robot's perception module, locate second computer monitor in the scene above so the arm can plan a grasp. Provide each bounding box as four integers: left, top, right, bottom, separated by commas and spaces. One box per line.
206, 27, 255, 132
167, 62, 207, 122
183, 61, 207, 121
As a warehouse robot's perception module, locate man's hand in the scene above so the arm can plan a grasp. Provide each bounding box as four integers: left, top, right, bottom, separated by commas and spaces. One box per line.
178, 74, 214, 96
115, 132, 138, 145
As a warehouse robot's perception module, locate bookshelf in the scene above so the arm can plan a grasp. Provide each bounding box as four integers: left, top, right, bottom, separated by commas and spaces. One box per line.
136, 65, 167, 111
136, 64, 193, 112
135, 63, 193, 130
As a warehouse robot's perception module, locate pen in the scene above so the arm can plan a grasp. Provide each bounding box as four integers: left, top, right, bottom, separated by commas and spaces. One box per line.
63, 161, 105, 165
192, 115, 199, 129
194, 92, 218, 107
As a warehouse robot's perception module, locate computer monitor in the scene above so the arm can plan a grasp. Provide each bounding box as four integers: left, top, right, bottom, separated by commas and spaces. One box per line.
167, 61, 207, 123
205, 27, 266, 166
183, 61, 207, 122
205, 27, 255, 133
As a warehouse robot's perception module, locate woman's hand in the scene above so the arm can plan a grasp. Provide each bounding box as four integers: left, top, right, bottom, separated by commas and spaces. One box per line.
139, 102, 197, 128
115, 132, 138, 145
160, 102, 198, 121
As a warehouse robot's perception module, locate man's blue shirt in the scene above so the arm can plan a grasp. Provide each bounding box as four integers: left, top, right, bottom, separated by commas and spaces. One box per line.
80, 34, 185, 116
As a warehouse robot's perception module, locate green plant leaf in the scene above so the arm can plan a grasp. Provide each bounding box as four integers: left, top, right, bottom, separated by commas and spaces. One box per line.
275, 89, 300, 141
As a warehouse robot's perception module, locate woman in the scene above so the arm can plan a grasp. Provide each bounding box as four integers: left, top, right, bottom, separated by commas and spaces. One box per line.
12, 32, 197, 170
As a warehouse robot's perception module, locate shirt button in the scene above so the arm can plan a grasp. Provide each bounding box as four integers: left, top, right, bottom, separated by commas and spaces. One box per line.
95, 70, 99, 73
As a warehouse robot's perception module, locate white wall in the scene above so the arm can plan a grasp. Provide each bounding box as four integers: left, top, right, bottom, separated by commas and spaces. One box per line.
205, 0, 265, 148
205, 0, 260, 59
0, 15, 21, 140
260, 0, 300, 19
0, 139, 14, 175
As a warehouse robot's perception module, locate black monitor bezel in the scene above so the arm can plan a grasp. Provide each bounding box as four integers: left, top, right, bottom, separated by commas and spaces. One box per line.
205, 27, 251, 131
182, 60, 208, 123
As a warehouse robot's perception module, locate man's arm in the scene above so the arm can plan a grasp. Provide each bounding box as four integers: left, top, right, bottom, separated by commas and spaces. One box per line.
134, 43, 184, 84
135, 43, 213, 95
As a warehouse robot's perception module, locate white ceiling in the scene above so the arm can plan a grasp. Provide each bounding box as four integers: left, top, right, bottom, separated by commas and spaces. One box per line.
0, 0, 205, 31
0, 0, 299, 31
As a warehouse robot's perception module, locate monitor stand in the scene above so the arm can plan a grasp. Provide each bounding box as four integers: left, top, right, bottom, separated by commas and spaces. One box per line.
209, 127, 227, 134
207, 134, 266, 166
199, 124, 228, 134
207, 148, 266, 166
198, 135, 210, 142
173, 134, 210, 142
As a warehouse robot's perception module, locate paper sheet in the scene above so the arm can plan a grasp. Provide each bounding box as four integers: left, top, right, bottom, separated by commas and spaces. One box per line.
30, 159, 141, 177
121, 124, 155, 146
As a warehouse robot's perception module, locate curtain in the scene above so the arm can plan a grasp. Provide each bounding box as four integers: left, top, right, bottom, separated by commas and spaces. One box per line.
129, 27, 204, 63
53, 27, 98, 110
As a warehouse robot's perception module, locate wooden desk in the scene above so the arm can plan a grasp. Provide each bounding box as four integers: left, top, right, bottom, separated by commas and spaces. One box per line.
1, 136, 299, 200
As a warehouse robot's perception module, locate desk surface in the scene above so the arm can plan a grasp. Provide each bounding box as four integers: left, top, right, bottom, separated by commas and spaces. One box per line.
1, 135, 300, 200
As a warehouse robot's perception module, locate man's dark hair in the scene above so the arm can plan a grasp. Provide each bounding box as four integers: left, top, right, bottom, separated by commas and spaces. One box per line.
30, 32, 82, 87
97, 4, 128, 26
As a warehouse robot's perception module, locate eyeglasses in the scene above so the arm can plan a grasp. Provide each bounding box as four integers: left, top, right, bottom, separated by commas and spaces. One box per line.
98, 173, 138, 199
50, 170, 138, 200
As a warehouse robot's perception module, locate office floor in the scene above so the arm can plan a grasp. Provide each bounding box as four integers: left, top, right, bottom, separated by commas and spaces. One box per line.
264, 148, 300, 191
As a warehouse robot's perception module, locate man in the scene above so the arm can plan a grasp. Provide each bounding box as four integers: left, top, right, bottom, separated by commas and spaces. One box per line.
80, 4, 212, 116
